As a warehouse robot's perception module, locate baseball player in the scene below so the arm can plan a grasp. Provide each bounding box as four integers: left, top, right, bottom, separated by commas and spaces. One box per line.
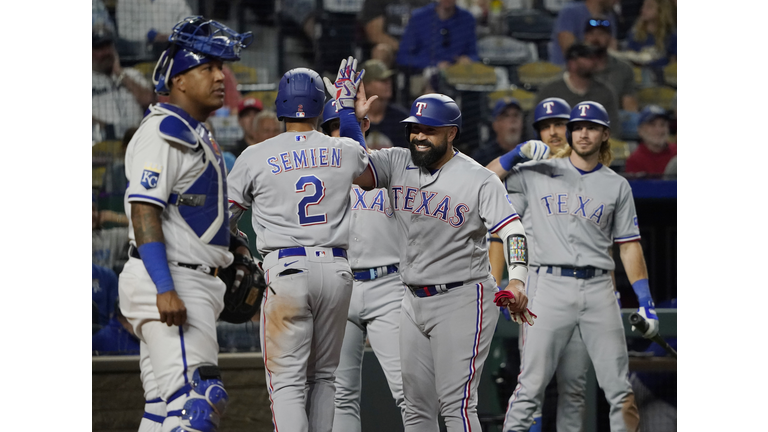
343, 89, 534, 432
119, 16, 253, 432
488, 98, 594, 432
319, 99, 407, 431
496, 101, 660, 432
226, 63, 370, 432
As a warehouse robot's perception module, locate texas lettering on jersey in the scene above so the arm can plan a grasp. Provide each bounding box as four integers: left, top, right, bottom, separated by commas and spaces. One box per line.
351, 188, 395, 217
391, 185, 469, 228
539, 193, 606, 225
267, 147, 343, 174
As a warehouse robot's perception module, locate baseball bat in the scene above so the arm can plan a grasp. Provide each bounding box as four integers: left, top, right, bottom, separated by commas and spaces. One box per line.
629, 313, 677, 359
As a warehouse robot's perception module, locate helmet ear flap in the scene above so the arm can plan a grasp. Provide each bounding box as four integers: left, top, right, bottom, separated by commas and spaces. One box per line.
566, 127, 572, 147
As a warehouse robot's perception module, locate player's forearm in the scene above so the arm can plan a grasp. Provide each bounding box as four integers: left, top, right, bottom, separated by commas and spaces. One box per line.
618, 241, 649, 285
131, 202, 165, 246
489, 235, 505, 286
486, 157, 510, 179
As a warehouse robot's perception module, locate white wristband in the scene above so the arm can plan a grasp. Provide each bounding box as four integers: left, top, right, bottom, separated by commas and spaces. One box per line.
507, 264, 528, 284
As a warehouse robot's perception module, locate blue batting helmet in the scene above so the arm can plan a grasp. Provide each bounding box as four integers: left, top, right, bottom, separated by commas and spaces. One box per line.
401, 93, 462, 141
275, 68, 325, 121
566, 101, 610, 145
533, 98, 571, 133
321, 99, 340, 134
152, 16, 253, 95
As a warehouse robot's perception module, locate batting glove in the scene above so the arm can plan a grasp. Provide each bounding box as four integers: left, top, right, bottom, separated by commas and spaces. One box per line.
632, 306, 659, 338
520, 140, 550, 161
511, 308, 537, 326
322, 56, 365, 111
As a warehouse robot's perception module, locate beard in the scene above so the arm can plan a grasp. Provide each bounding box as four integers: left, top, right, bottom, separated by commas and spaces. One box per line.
572, 140, 602, 159
409, 137, 449, 169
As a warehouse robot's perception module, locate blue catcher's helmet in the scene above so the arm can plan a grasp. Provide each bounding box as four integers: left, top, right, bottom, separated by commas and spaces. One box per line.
152, 16, 253, 95
533, 98, 571, 135
566, 101, 610, 146
275, 68, 325, 121
401, 93, 462, 141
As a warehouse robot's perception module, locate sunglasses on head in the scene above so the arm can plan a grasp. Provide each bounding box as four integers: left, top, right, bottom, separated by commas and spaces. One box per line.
588, 19, 611, 28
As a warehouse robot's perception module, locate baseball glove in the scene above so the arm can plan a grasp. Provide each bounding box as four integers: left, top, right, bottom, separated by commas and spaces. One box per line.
218, 252, 266, 324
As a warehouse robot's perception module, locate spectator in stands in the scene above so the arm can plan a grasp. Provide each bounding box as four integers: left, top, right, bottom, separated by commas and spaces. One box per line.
471, 98, 525, 166
92, 0, 115, 35
359, 60, 410, 149
535, 43, 623, 139
625, 105, 676, 177
396, 0, 479, 71
624, 0, 677, 68
116, 0, 192, 47
584, 19, 638, 112
100, 127, 136, 205
92, 263, 119, 329
250, 110, 282, 147
359, 0, 432, 67
548, 0, 618, 66
92, 299, 141, 355
233, 97, 264, 157
92, 27, 155, 142
93, 197, 130, 275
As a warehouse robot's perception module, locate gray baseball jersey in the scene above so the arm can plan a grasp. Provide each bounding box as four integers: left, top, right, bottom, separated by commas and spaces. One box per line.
347, 185, 401, 269
368, 148, 521, 285
504, 157, 641, 270
227, 130, 369, 255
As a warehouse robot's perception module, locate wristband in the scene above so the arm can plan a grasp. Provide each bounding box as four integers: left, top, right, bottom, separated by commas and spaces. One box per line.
138, 242, 175, 294
631, 279, 654, 309
498, 150, 517, 171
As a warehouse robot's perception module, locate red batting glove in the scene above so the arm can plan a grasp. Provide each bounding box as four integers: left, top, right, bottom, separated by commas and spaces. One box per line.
494, 290, 515, 307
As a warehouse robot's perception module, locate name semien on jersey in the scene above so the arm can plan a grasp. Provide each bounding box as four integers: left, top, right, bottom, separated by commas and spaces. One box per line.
267, 147, 343, 174
391, 185, 469, 228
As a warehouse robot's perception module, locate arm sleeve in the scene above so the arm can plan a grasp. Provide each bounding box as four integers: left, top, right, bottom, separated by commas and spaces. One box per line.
612, 180, 641, 243
339, 109, 367, 150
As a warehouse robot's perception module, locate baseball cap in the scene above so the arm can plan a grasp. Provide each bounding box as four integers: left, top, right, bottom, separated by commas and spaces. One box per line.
584, 19, 611, 33
92, 26, 114, 48
237, 97, 264, 117
565, 43, 598, 61
362, 59, 395, 84
638, 105, 670, 125
492, 97, 522, 119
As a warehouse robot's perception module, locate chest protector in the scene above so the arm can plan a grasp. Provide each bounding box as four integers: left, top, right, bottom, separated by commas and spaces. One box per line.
151, 104, 229, 247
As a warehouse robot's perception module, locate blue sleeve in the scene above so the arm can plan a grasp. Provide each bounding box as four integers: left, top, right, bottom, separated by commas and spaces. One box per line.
463, 13, 479, 61
339, 109, 367, 149
554, 6, 580, 35
667, 32, 677, 56
396, 12, 427, 68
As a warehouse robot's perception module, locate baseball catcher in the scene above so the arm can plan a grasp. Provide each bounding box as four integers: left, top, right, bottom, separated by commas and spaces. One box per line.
219, 233, 265, 323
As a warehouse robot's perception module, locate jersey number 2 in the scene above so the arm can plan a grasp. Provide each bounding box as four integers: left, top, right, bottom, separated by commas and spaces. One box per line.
296, 175, 327, 226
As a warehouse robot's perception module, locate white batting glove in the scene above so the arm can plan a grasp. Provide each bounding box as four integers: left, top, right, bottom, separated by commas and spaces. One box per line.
511, 308, 537, 326
632, 306, 659, 338
322, 56, 365, 111
519, 140, 550, 161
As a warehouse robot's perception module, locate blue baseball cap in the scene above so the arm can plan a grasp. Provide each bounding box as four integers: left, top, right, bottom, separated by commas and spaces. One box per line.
638, 105, 670, 125
492, 97, 522, 120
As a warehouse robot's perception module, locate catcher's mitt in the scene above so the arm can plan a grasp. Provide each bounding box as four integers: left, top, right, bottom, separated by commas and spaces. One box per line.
218, 253, 266, 324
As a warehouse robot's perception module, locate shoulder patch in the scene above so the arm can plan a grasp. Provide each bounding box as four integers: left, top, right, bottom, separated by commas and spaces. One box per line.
158, 115, 199, 149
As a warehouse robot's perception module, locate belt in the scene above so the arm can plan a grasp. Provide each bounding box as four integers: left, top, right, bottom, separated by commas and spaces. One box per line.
408, 281, 463, 298
129, 245, 220, 277
543, 265, 608, 280
352, 264, 399, 281
277, 247, 347, 260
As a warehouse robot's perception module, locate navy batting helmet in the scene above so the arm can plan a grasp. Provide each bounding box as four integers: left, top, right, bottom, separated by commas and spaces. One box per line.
321, 99, 340, 134
533, 98, 571, 134
401, 93, 462, 141
153, 16, 253, 95
566, 101, 610, 146
275, 68, 325, 121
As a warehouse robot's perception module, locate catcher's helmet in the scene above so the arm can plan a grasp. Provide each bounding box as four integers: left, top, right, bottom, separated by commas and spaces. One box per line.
566, 101, 610, 146
401, 93, 462, 141
533, 98, 571, 135
275, 68, 325, 121
153, 16, 253, 95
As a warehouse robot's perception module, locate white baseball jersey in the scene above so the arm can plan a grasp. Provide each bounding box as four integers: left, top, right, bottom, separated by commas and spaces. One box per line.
227, 130, 369, 255
504, 157, 640, 270
367, 148, 520, 285
124, 103, 232, 268
348, 185, 400, 269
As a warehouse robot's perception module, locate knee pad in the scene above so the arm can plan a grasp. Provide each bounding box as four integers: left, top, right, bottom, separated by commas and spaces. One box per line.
167, 365, 229, 432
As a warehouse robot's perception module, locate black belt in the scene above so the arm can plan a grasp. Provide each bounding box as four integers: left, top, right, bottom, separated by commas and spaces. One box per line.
408, 281, 464, 298
129, 245, 220, 277
277, 247, 347, 259
352, 264, 398, 281
543, 265, 608, 280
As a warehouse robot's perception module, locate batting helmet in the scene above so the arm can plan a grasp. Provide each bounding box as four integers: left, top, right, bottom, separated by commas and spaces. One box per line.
566, 101, 610, 146
275, 68, 325, 121
320, 99, 340, 134
533, 98, 571, 135
401, 93, 462, 141
153, 16, 253, 95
